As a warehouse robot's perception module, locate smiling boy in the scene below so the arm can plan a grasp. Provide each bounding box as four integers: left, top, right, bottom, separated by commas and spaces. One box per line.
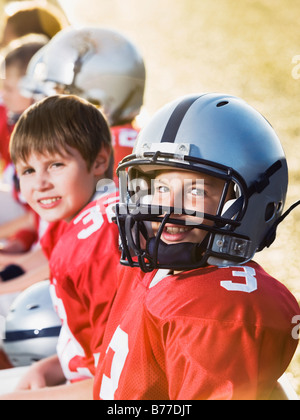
2, 94, 120, 399
93, 93, 300, 400
12, 95, 112, 221
151, 170, 234, 245
17, 143, 106, 223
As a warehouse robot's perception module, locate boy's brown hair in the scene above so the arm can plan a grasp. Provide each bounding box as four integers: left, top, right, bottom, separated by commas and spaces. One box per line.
10, 94, 114, 178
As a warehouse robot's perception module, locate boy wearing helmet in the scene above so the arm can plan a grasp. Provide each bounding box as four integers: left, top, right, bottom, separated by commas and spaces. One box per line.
93, 93, 300, 400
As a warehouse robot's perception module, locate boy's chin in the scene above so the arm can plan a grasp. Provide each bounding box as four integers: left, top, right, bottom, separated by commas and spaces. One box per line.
34, 209, 69, 224
40, 214, 64, 223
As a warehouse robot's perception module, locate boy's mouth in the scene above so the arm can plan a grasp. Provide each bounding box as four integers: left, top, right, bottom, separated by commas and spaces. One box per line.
38, 196, 62, 209
164, 226, 192, 234
160, 224, 193, 243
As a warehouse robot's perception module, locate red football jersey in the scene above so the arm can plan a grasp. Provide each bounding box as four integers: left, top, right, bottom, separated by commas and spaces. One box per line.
93, 262, 300, 400
111, 123, 139, 183
41, 192, 120, 382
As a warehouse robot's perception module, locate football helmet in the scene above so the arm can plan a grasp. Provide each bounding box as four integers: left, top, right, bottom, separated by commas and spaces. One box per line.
115, 93, 292, 272
3, 280, 61, 367
21, 26, 146, 125
19, 42, 49, 101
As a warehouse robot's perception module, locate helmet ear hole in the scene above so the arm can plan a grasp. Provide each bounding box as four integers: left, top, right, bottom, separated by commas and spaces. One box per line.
26, 304, 40, 311
277, 201, 283, 213
265, 202, 277, 222
216, 101, 229, 107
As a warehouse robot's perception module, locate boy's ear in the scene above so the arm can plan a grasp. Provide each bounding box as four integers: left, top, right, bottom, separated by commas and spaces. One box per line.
92, 146, 111, 178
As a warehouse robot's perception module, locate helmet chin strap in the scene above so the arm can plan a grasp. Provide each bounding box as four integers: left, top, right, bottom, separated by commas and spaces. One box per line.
146, 235, 209, 269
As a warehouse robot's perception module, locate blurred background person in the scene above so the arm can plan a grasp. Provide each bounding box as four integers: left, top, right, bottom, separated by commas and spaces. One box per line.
0, 35, 47, 171
0, 0, 69, 253
0, 36, 48, 256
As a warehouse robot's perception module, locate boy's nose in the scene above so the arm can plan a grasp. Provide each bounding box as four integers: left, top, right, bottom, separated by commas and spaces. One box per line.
34, 173, 53, 191
164, 190, 183, 212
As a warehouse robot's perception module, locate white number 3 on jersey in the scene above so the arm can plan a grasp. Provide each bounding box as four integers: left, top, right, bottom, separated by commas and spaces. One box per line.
100, 326, 129, 400
220, 266, 258, 293
74, 205, 104, 239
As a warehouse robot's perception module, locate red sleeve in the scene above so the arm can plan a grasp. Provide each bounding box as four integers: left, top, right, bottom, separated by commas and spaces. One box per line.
111, 124, 139, 183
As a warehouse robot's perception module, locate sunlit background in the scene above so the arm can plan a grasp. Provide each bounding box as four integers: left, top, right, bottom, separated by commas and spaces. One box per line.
1, 0, 299, 395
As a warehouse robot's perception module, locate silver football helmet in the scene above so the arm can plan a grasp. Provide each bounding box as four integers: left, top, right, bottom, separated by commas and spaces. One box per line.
19, 42, 50, 101
3, 280, 61, 367
115, 93, 297, 272
21, 26, 146, 126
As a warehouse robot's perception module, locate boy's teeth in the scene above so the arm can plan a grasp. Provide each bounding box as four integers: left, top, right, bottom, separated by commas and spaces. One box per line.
40, 198, 60, 204
166, 226, 189, 234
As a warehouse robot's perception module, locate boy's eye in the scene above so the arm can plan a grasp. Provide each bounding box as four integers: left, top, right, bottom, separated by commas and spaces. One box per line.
50, 162, 64, 169
156, 185, 170, 194
22, 168, 34, 176
190, 187, 205, 197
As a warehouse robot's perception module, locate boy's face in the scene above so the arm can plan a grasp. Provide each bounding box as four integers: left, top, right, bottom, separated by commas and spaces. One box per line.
2, 66, 33, 114
151, 169, 231, 245
16, 148, 99, 223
